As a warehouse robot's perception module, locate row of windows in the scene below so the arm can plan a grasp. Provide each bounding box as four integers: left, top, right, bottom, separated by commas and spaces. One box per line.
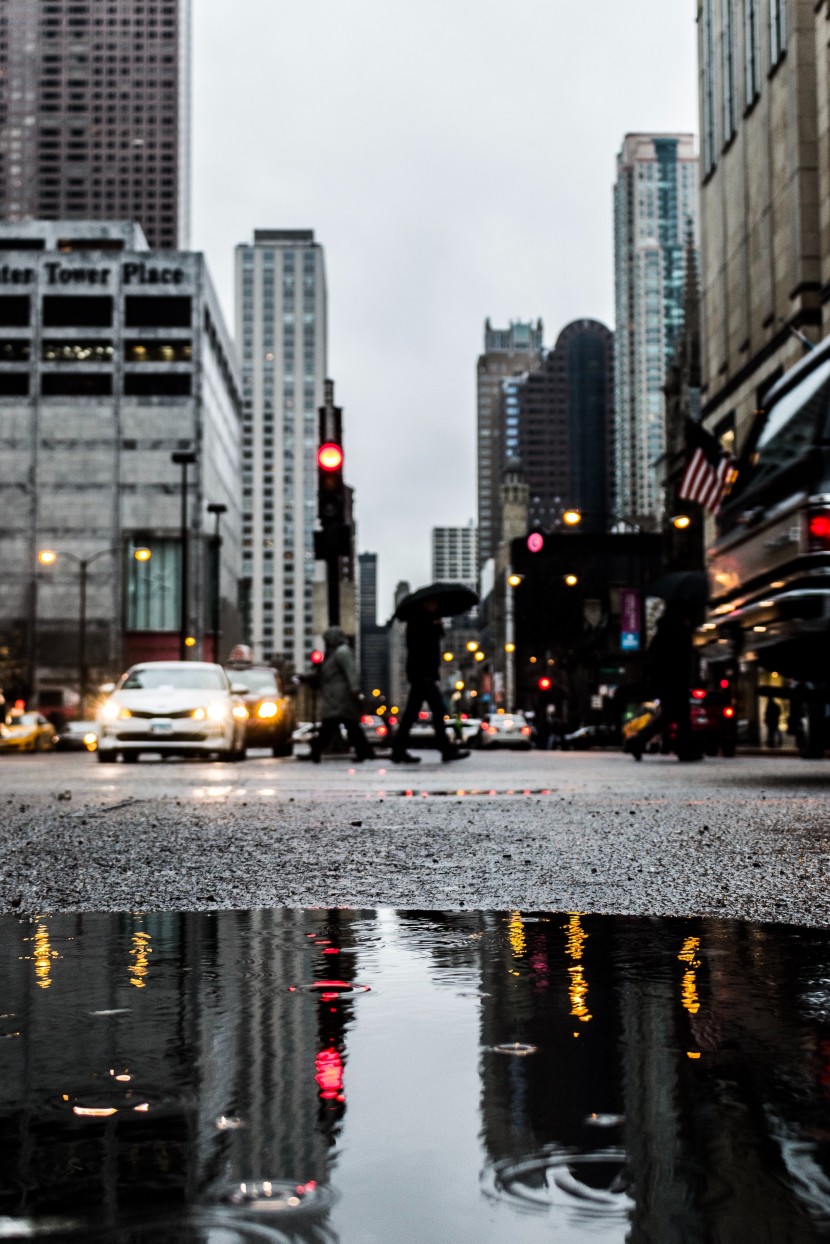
0, 338, 192, 363
0, 294, 191, 329
0, 371, 191, 397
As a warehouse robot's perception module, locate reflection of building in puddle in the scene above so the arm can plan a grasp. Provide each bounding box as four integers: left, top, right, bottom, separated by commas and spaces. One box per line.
0, 908, 371, 1241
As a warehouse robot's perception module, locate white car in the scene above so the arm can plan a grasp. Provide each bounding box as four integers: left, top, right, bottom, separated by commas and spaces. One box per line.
97, 661, 248, 763
478, 713, 534, 750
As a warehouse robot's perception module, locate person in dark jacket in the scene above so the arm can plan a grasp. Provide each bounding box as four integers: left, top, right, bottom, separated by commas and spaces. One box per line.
310, 626, 375, 764
627, 603, 702, 761
391, 601, 469, 764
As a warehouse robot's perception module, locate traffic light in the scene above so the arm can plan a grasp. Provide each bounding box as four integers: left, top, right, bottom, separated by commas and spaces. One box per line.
538, 676, 552, 692
310, 649, 324, 666
317, 440, 345, 526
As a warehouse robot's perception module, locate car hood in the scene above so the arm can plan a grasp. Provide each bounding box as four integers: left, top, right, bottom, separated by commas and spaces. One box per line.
112, 688, 230, 712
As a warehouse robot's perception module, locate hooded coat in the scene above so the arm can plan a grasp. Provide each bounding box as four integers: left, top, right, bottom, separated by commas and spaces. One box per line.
318, 626, 361, 719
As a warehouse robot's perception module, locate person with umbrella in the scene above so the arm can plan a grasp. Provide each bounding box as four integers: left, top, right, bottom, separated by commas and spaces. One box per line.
391, 583, 477, 764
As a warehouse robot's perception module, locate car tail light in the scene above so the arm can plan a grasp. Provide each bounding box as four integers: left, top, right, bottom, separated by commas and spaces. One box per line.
360, 715, 373, 725
376, 726, 388, 737
521, 726, 532, 736
723, 706, 735, 718
808, 509, 830, 551
691, 689, 706, 700
388, 715, 398, 726
418, 711, 430, 721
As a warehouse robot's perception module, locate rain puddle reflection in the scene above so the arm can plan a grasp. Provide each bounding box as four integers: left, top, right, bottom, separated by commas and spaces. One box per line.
2, 909, 830, 1241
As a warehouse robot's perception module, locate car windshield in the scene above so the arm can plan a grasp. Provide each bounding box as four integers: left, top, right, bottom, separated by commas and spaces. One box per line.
7, 713, 37, 726
233, 669, 278, 692
120, 667, 227, 692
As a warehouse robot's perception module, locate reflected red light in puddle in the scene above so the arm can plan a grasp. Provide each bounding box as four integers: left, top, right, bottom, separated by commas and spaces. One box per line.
315, 1047, 344, 1100
323, 948, 340, 955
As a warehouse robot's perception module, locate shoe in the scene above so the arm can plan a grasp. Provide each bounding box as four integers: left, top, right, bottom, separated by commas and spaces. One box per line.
626, 738, 643, 761
442, 749, 470, 763
391, 752, 421, 764
310, 753, 321, 765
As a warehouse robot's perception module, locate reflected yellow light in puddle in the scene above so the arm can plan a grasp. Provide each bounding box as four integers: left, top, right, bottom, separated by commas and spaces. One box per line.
129, 931, 152, 989
565, 913, 592, 1023
508, 912, 526, 958
687, 1052, 701, 1060
22, 920, 60, 990
678, 936, 701, 1015
73, 1106, 118, 1118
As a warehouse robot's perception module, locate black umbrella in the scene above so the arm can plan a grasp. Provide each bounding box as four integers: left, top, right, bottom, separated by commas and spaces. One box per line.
394, 582, 479, 622
647, 570, 708, 605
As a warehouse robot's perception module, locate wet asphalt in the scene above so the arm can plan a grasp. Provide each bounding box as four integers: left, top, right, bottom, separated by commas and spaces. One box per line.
0, 747, 828, 924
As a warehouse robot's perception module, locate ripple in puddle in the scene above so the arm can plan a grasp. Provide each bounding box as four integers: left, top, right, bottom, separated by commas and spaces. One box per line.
288, 981, 370, 998
492, 1042, 537, 1056
483, 1146, 633, 1226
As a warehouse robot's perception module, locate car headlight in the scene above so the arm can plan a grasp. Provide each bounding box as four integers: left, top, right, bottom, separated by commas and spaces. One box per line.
207, 703, 227, 722
257, 700, 279, 720
191, 708, 207, 721
101, 701, 120, 721
83, 733, 97, 750
233, 704, 249, 721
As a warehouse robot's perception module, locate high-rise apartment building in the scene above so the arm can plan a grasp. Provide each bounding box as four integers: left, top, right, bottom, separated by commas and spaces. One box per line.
0, 0, 191, 249
477, 319, 543, 567
698, 0, 826, 451
613, 134, 699, 523
235, 230, 327, 669
358, 551, 389, 698
432, 522, 478, 587
512, 319, 615, 533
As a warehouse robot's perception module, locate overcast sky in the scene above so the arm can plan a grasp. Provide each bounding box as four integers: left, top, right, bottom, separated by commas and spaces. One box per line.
192, 1, 699, 619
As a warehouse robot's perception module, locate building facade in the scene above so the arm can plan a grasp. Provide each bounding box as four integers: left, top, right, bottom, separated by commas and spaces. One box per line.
512, 319, 614, 533
431, 521, 478, 587
476, 318, 543, 568
0, 0, 191, 250
235, 230, 327, 671
613, 133, 699, 523
698, 0, 824, 453
0, 220, 242, 702
357, 551, 389, 699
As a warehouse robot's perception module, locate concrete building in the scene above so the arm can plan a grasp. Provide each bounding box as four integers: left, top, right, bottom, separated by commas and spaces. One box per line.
512, 319, 615, 533
477, 319, 543, 568
0, 0, 191, 250
0, 220, 242, 703
698, 0, 825, 451
235, 230, 327, 671
357, 551, 389, 699
613, 134, 699, 523
432, 521, 477, 587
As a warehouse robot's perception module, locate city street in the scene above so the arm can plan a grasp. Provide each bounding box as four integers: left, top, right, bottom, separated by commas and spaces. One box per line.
2, 748, 828, 925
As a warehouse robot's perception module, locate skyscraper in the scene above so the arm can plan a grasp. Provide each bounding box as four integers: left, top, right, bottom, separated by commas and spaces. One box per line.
613, 134, 699, 523
0, 0, 191, 249
432, 522, 477, 587
477, 319, 543, 568
512, 319, 614, 532
358, 551, 389, 699
235, 230, 327, 669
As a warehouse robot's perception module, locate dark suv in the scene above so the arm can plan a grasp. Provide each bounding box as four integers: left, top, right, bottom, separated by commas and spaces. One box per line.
701, 341, 830, 755
225, 665, 294, 757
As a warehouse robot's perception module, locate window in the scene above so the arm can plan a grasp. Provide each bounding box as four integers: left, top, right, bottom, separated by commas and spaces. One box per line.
769, 0, 786, 64
42, 295, 113, 328
42, 373, 112, 396
42, 340, 113, 362
0, 373, 29, 396
125, 339, 192, 362
0, 341, 30, 362
124, 372, 191, 397
0, 297, 30, 327
701, 0, 716, 173
124, 295, 191, 327
126, 538, 180, 632
721, 0, 737, 141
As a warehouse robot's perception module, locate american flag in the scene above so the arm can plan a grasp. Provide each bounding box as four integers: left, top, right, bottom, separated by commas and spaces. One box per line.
677, 421, 736, 514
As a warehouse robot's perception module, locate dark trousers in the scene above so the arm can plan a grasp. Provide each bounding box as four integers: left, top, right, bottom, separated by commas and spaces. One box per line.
394, 678, 451, 757
311, 716, 374, 761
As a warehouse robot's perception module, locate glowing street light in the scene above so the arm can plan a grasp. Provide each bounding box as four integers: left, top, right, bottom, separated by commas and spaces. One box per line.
474, 651, 485, 662
672, 514, 692, 530
504, 643, 516, 654
508, 573, 523, 588
563, 509, 582, 526
443, 651, 454, 662
37, 549, 57, 566
564, 574, 579, 587
466, 640, 479, 653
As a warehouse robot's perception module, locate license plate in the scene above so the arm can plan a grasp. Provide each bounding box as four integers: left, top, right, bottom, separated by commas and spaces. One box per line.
150, 720, 173, 734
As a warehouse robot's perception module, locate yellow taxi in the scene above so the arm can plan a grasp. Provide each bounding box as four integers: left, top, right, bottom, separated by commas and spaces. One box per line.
0, 711, 57, 753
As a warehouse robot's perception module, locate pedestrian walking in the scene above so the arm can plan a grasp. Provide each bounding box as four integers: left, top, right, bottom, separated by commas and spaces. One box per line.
764, 697, 782, 748
391, 600, 469, 764
627, 603, 702, 762
309, 626, 375, 764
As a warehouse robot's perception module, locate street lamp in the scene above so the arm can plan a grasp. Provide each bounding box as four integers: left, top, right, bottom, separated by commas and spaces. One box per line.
562, 509, 582, 527
207, 502, 227, 663
171, 451, 197, 660
672, 514, 692, 530
37, 546, 151, 717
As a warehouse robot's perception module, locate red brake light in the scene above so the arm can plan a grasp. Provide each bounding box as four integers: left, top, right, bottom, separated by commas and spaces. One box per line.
361, 715, 373, 725
521, 726, 532, 736
720, 679, 730, 690
691, 689, 706, 700
388, 715, 398, 725
418, 711, 430, 721
376, 726, 388, 737
723, 706, 735, 718
808, 510, 830, 549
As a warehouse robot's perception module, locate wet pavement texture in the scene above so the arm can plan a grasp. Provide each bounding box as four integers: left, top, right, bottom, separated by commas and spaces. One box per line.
2, 907, 830, 1242
1, 751, 830, 924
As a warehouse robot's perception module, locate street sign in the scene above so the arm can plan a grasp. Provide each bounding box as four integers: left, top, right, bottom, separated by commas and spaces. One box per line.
620, 588, 641, 651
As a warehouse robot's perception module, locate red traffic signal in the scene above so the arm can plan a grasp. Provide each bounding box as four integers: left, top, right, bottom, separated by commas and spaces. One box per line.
537, 676, 552, 692
318, 442, 344, 472
310, 649, 324, 665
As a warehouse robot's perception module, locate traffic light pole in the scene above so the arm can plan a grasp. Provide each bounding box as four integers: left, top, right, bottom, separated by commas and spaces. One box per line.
326, 550, 340, 626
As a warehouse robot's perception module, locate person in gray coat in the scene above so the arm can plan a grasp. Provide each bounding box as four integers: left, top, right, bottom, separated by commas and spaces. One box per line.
310, 626, 375, 763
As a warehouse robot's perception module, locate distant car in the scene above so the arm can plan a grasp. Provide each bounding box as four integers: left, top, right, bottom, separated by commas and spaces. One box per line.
54, 720, 98, 752
478, 713, 533, 749
402, 711, 456, 748
225, 664, 295, 756
96, 661, 247, 763
622, 691, 737, 758
360, 713, 392, 750
0, 712, 56, 753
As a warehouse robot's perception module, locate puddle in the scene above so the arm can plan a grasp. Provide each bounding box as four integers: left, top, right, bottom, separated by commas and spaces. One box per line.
2, 909, 830, 1241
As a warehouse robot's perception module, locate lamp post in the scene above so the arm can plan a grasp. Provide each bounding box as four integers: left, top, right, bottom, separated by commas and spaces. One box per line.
37, 545, 151, 717
207, 502, 227, 664
171, 451, 197, 660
